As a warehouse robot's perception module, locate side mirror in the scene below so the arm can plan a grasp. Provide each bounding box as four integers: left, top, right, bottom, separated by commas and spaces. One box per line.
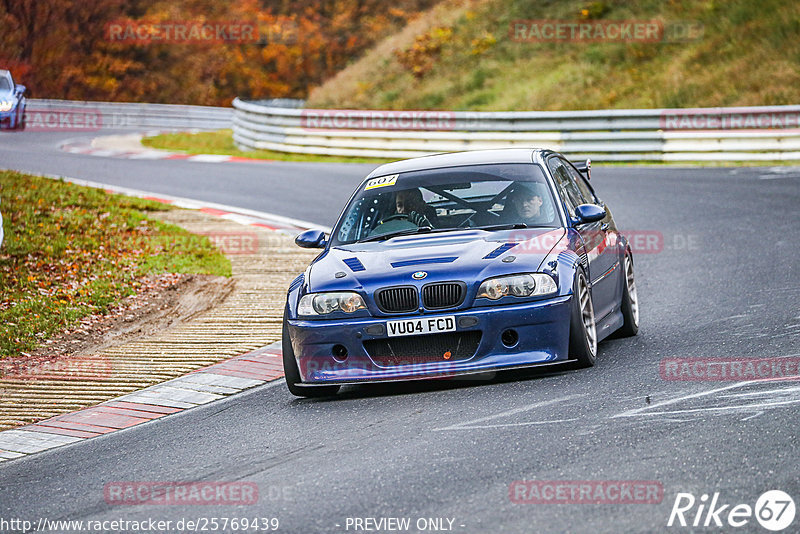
295, 229, 327, 249
574, 158, 591, 180
15, 84, 26, 96
573, 204, 606, 225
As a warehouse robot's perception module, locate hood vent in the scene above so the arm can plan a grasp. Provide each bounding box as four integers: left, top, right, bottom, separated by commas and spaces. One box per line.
483, 243, 517, 259
390, 257, 457, 268
342, 257, 366, 272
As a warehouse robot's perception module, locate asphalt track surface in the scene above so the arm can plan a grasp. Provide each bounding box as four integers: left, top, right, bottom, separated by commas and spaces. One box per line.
1, 128, 800, 533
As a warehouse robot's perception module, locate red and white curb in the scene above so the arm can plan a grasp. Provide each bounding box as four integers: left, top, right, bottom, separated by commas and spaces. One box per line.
0, 343, 285, 461
60, 131, 273, 164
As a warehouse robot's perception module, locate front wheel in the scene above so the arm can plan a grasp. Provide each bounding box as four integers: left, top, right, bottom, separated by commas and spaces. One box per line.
615, 252, 639, 337
11, 106, 22, 130
569, 270, 597, 368
282, 311, 340, 398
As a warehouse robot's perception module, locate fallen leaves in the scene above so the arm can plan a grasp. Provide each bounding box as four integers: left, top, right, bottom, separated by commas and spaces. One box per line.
0, 171, 229, 357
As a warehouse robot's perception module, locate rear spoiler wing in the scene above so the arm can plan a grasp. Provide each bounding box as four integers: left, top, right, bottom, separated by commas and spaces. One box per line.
573, 158, 591, 180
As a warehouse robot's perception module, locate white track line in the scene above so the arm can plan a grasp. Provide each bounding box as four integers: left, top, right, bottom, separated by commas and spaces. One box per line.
433, 394, 585, 431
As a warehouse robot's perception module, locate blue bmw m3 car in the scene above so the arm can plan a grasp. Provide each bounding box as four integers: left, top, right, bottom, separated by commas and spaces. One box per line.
283, 148, 639, 397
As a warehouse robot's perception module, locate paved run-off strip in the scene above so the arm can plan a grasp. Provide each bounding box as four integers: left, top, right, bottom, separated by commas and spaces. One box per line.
61, 132, 271, 163
0, 191, 320, 461
0, 343, 284, 459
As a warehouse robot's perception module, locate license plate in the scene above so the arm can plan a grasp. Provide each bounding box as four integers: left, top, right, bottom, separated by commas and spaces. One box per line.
386, 316, 456, 337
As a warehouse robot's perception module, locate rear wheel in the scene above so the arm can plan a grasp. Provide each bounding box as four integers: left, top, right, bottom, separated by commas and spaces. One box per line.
615, 252, 639, 337
282, 311, 340, 398
569, 270, 597, 368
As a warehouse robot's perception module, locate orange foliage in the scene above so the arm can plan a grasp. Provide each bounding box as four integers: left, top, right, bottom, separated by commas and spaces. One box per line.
0, 0, 438, 105
395, 26, 452, 78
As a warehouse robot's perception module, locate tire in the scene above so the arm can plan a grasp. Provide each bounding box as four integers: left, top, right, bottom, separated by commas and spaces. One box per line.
569, 270, 598, 368
10, 106, 21, 130
17, 106, 26, 131
615, 252, 639, 337
282, 310, 340, 398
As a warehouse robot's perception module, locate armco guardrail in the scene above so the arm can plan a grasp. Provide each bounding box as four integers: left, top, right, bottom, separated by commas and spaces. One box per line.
232, 98, 800, 161
28, 99, 232, 131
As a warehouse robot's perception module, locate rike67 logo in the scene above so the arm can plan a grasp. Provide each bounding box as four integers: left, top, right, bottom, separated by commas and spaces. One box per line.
668, 490, 795, 531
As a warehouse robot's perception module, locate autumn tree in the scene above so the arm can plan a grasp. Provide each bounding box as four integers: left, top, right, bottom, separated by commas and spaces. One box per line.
0, 0, 439, 105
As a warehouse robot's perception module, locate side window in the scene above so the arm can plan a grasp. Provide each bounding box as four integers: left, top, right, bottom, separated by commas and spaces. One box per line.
561, 159, 597, 204
547, 158, 582, 214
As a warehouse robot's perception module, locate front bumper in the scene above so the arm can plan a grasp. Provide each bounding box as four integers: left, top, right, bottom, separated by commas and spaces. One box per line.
287, 295, 572, 384
0, 109, 17, 127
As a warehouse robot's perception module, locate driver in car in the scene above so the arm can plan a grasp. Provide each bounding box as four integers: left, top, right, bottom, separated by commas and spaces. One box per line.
394, 188, 438, 227
503, 183, 551, 226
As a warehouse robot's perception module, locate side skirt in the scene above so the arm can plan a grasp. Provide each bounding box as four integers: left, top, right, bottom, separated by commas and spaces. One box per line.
596, 309, 624, 343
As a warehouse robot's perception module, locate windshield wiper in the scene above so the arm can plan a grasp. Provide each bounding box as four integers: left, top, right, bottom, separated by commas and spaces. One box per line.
359, 226, 433, 242
473, 223, 529, 231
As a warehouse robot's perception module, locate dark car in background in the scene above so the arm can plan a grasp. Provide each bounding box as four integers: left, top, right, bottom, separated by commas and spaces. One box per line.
0, 69, 26, 130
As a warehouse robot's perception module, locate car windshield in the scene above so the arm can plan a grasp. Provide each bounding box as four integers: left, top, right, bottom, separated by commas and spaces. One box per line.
332, 163, 559, 245
0, 77, 11, 92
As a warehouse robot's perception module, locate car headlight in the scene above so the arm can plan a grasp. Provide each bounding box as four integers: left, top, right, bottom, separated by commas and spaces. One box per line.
477, 273, 557, 300
298, 292, 366, 315
0, 101, 13, 112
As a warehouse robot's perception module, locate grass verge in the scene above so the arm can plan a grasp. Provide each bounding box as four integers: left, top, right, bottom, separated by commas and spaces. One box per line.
142, 129, 392, 164
0, 171, 231, 358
